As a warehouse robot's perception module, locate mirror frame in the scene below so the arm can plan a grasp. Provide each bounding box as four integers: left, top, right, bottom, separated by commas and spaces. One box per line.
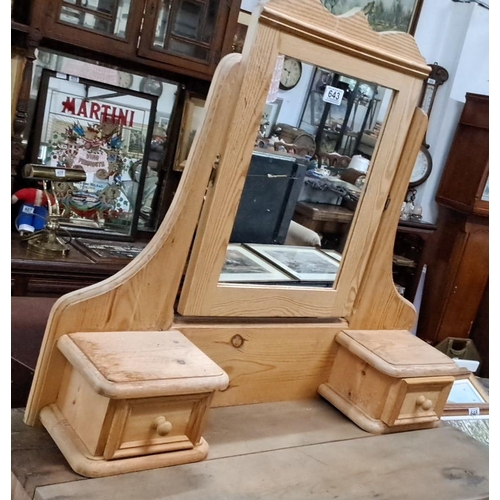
177, 0, 430, 318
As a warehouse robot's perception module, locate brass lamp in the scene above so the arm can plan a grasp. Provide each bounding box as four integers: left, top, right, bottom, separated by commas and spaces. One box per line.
20, 164, 87, 257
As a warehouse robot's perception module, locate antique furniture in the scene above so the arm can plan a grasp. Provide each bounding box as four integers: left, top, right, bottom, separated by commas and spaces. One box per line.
40, 330, 228, 477
25, 0, 240, 80
292, 201, 437, 302
230, 151, 308, 245
417, 93, 489, 345
23, 0, 475, 480
318, 329, 461, 434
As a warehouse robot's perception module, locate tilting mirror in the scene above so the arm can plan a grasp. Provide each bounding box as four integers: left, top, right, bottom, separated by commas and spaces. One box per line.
218, 55, 393, 289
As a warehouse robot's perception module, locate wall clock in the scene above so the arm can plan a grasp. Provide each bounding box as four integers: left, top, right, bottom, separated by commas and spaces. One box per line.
118, 72, 134, 89
279, 57, 302, 91
409, 144, 432, 188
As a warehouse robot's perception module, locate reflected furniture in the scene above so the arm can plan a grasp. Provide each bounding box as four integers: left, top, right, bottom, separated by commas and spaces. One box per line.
292, 201, 437, 302
21, 0, 478, 481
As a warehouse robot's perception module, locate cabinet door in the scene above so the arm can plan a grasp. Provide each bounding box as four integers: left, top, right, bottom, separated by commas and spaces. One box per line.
30, 0, 146, 59
138, 0, 232, 76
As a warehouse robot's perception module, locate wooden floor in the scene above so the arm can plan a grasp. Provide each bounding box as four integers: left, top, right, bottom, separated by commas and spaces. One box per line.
12, 398, 489, 499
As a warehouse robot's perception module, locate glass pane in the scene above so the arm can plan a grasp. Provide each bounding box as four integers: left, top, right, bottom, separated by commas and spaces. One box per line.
218, 54, 394, 287
201, 0, 218, 43
59, 0, 131, 38
172, 0, 202, 39
153, 1, 171, 48
167, 39, 209, 60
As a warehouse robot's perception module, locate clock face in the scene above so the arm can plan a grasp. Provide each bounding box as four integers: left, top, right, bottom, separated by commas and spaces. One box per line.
118, 72, 133, 89
279, 57, 302, 91
409, 146, 432, 187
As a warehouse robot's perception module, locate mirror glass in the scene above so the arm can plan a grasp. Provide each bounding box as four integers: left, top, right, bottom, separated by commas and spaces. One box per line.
218, 54, 394, 288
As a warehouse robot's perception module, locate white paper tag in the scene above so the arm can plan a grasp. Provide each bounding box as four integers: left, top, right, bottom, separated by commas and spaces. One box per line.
22, 205, 35, 214
68, 75, 79, 83
322, 85, 344, 105
468, 408, 481, 416
55, 169, 66, 177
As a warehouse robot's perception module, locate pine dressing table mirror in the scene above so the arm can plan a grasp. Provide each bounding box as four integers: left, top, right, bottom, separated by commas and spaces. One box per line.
24, 0, 466, 478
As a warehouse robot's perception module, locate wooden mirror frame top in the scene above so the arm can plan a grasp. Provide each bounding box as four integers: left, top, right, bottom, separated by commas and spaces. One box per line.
177, 0, 430, 318
25, 0, 430, 425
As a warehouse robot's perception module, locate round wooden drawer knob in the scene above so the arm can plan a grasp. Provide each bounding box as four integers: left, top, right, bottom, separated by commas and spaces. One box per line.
416, 395, 433, 411
153, 416, 173, 436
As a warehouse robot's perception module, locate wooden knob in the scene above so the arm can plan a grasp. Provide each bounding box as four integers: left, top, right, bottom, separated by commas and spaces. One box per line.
152, 416, 173, 436
416, 395, 433, 411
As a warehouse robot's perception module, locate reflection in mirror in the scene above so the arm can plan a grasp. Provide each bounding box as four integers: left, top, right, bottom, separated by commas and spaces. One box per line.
219, 55, 393, 288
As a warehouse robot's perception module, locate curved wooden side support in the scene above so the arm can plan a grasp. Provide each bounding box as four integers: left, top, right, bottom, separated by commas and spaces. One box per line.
347, 108, 428, 331
24, 53, 244, 426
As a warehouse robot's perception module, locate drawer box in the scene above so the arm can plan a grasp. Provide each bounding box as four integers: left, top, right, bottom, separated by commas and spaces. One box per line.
318, 330, 464, 434
41, 330, 229, 477
104, 394, 212, 460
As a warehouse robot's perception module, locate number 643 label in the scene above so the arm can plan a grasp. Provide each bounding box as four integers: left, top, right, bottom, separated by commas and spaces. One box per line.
322, 85, 344, 105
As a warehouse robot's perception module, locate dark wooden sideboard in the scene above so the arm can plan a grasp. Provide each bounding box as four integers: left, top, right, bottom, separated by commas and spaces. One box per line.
11, 234, 135, 297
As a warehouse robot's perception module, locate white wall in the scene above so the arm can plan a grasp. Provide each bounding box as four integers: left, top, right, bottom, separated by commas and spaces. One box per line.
412, 0, 489, 223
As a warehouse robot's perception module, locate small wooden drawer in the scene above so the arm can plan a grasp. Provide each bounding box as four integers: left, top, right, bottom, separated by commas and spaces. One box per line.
44, 329, 229, 477
104, 393, 213, 460
381, 376, 454, 427
318, 330, 465, 434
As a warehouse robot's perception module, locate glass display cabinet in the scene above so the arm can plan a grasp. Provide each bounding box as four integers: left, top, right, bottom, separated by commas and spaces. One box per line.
28, 0, 239, 78
299, 68, 379, 157
138, 0, 232, 75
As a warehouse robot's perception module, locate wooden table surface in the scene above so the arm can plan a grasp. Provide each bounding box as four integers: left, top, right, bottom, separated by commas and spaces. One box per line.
12, 398, 489, 500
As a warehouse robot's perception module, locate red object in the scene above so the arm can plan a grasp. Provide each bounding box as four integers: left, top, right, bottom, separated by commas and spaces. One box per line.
11, 188, 54, 206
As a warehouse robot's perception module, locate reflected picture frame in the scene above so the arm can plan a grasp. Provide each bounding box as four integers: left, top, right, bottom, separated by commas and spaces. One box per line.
220, 244, 296, 283
442, 373, 489, 417
245, 244, 339, 282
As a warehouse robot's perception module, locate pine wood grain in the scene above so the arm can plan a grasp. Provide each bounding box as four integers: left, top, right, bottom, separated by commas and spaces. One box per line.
174, 321, 346, 407
24, 53, 244, 426
347, 108, 429, 330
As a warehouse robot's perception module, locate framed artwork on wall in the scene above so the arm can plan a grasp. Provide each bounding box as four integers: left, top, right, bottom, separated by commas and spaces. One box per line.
320, 0, 424, 35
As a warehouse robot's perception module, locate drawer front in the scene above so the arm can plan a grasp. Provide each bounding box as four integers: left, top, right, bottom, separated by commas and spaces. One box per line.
381, 376, 454, 427
104, 393, 213, 459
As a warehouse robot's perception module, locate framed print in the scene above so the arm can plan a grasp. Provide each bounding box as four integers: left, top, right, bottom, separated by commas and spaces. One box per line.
220, 244, 295, 283
442, 374, 489, 417
71, 238, 147, 264
246, 244, 339, 281
320, 0, 423, 35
